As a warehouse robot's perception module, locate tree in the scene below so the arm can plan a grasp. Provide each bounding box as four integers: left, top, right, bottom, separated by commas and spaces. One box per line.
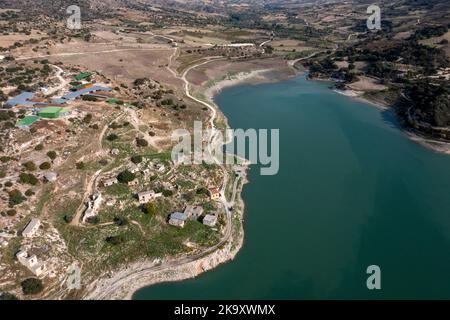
130, 155, 143, 164
117, 170, 135, 183
142, 202, 157, 215
21, 278, 43, 295
106, 133, 119, 141
47, 150, 57, 160
113, 216, 128, 226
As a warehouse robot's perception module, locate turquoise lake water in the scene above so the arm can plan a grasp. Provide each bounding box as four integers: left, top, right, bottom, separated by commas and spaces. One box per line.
134, 75, 450, 299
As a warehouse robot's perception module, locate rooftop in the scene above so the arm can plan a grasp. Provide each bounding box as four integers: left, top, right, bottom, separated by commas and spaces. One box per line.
5, 92, 35, 107
16, 115, 40, 127
170, 212, 188, 221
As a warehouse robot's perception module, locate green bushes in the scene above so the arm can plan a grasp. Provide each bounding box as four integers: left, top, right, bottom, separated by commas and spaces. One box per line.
8, 189, 26, 206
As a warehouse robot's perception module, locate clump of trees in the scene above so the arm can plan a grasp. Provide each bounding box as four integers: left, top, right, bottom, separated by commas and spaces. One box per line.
117, 170, 135, 183
8, 189, 26, 206
19, 173, 39, 185
405, 80, 450, 127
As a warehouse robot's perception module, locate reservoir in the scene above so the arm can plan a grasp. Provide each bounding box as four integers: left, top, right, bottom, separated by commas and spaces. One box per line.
134, 75, 450, 299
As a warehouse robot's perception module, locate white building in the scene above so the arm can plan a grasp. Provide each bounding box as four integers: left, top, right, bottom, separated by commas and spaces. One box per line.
103, 177, 118, 187
128, 164, 140, 174
16, 249, 46, 277
203, 214, 218, 227
83, 193, 103, 223
168, 212, 188, 228
44, 172, 58, 182
137, 190, 162, 204
22, 218, 41, 238
128, 180, 139, 186
208, 188, 221, 200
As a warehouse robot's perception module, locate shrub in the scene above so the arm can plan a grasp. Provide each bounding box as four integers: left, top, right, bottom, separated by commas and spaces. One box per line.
76, 162, 86, 170
106, 133, 119, 141
0, 156, 12, 163
22, 161, 37, 171
86, 216, 100, 224
82, 113, 93, 124
136, 138, 148, 147
25, 189, 34, 197
0, 292, 19, 300
21, 278, 43, 295
113, 216, 128, 226
142, 202, 157, 215
8, 189, 26, 205
105, 235, 124, 245
39, 162, 51, 170
130, 155, 143, 164
63, 215, 73, 223
6, 209, 16, 216
0, 170, 6, 178
46, 151, 57, 160
19, 173, 39, 185
82, 95, 97, 102
196, 187, 209, 195
34, 144, 44, 151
